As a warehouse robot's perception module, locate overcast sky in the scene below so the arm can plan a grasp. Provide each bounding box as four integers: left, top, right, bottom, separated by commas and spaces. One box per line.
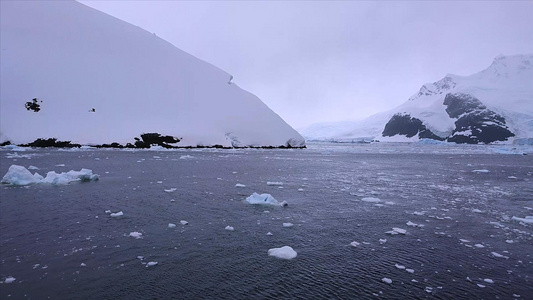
79, 1, 533, 129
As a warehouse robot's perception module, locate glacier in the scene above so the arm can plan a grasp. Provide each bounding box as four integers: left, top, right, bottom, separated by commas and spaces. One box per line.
301, 54, 533, 144
0, 1, 304, 148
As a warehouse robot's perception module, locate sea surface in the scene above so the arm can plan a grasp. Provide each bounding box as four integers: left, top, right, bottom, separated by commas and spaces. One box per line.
1, 142, 532, 299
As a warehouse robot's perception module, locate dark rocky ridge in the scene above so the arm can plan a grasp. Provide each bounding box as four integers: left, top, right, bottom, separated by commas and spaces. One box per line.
382, 93, 515, 144
382, 114, 444, 140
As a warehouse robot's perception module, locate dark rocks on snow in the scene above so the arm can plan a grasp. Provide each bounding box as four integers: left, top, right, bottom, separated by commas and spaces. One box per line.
382, 114, 443, 140
444, 93, 514, 144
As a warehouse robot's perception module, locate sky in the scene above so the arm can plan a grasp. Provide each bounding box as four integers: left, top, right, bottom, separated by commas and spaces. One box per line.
79, 1, 533, 129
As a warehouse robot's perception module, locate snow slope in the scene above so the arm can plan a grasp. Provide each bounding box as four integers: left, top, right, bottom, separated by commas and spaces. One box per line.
301, 54, 533, 143
0, 1, 304, 148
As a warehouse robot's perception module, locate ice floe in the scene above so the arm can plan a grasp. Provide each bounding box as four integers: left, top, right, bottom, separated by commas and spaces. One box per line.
406, 221, 424, 227
4, 276, 16, 283
386, 228, 407, 235
164, 188, 177, 193
110, 211, 123, 217
1, 165, 99, 185
180, 220, 189, 225
283, 222, 294, 228
491, 252, 509, 259
246, 193, 287, 207
235, 183, 246, 188
129, 232, 142, 239
180, 155, 193, 159
382, 278, 392, 284
225, 226, 235, 231
472, 169, 490, 173
395, 264, 405, 270
379, 239, 387, 244
511, 216, 533, 224
146, 261, 158, 267
268, 246, 297, 260
267, 181, 283, 186
28, 165, 39, 170
168, 223, 176, 228
361, 197, 381, 203
350, 241, 360, 247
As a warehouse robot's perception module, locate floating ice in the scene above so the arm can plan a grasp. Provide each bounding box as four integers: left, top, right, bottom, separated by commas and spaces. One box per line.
4, 276, 16, 283
168, 223, 176, 228
268, 246, 297, 260
267, 181, 283, 186
110, 211, 123, 217
386, 228, 407, 235
246, 193, 286, 207
413, 211, 426, 216
180, 220, 189, 225
491, 252, 509, 259
459, 239, 470, 243
105, 210, 111, 214
266, 232, 273, 236
180, 155, 193, 159
361, 197, 381, 203
406, 221, 423, 227
225, 226, 235, 231
129, 232, 142, 239
298, 188, 304, 192
477, 284, 485, 288
472, 169, 490, 173
382, 278, 392, 284
511, 216, 533, 224
1, 165, 99, 186
283, 222, 294, 228
28, 165, 39, 170
164, 188, 177, 193
425, 287, 433, 293
80, 263, 86, 267
235, 183, 246, 188
395, 264, 405, 270
406, 269, 414, 273
379, 239, 387, 244
146, 261, 158, 267
474, 244, 485, 248
472, 209, 484, 213
350, 241, 360, 247
484, 278, 494, 283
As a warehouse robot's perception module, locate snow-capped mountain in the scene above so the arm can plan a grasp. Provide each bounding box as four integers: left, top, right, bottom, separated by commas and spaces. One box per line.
301, 54, 533, 144
0, 1, 304, 148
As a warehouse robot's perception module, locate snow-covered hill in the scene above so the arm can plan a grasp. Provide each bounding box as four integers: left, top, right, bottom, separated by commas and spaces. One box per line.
0, 1, 305, 148
301, 54, 533, 144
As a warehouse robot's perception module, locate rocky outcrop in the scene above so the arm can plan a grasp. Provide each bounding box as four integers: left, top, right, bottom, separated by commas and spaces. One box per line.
382, 114, 443, 140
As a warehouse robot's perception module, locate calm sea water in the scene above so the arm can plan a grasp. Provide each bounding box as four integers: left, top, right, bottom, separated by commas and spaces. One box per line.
1, 143, 532, 299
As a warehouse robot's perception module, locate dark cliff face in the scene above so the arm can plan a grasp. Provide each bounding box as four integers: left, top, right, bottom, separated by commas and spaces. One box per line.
381, 93, 515, 144
443, 93, 514, 144
382, 114, 443, 140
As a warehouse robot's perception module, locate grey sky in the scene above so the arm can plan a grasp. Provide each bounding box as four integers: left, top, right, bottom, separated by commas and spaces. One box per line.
79, 1, 533, 129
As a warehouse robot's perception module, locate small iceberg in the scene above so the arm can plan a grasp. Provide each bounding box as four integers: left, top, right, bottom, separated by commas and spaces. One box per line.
110, 211, 123, 217
268, 246, 297, 260
246, 193, 287, 207
129, 232, 142, 239
1, 165, 99, 186
511, 216, 533, 224
225, 225, 235, 231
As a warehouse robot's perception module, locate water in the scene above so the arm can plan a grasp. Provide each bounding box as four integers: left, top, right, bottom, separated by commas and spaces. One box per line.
1, 143, 532, 299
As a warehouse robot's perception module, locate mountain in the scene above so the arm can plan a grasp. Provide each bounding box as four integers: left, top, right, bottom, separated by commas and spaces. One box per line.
301, 54, 533, 144
0, 1, 305, 148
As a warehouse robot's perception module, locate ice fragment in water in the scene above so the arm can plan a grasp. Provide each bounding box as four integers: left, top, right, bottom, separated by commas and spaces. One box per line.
350, 241, 360, 247
110, 211, 123, 217
361, 197, 381, 203
4, 276, 16, 283
235, 183, 246, 188
168, 223, 176, 228
382, 278, 392, 284
283, 222, 294, 228
129, 232, 142, 239
146, 262, 158, 267
246, 193, 286, 207
267, 181, 283, 186
180, 220, 189, 225
225, 226, 234, 231
268, 246, 297, 260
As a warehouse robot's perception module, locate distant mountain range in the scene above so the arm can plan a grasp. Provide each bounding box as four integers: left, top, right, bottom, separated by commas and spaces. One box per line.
301, 54, 533, 144
0, 1, 304, 148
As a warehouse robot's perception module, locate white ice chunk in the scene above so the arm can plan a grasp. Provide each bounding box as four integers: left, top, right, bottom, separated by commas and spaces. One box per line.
511, 216, 533, 224
235, 183, 246, 188
180, 155, 193, 159
129, 232, 142, 239
361, 197, 381, 203
246, 193, 286, 207
283, 222, 294, 228
472, 169, 489, 173
164, 188, 177, 193
491, 252, 509, 259
180, 220, 189, 225
1, 165, 43, 185
395, 264, 405, 270
406, 269, 414, 273
382, 278, 392, 284
474, 244, 485, 248
168, 223, 176, 228
379, 239, 387, 244
350, 241, 360, 247
268, 246, 297, 260
266, 232, 273, 236
225, 225, 235, 231
267, 181, 283, 186
110, 211, 123, 217
4, 276, 16, 283
146, 261, 158, 267
80, 263, 86, 267
484, 278, 494, 283
28, 165, 39, 170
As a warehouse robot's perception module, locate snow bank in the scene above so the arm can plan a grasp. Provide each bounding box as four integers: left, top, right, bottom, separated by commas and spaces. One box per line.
268, 246, 297, 260
246, 193, 287, 207
1, 165, 99, 185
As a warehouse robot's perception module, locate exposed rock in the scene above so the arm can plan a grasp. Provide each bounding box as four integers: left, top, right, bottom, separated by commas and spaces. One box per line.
382, 114, 443, 140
